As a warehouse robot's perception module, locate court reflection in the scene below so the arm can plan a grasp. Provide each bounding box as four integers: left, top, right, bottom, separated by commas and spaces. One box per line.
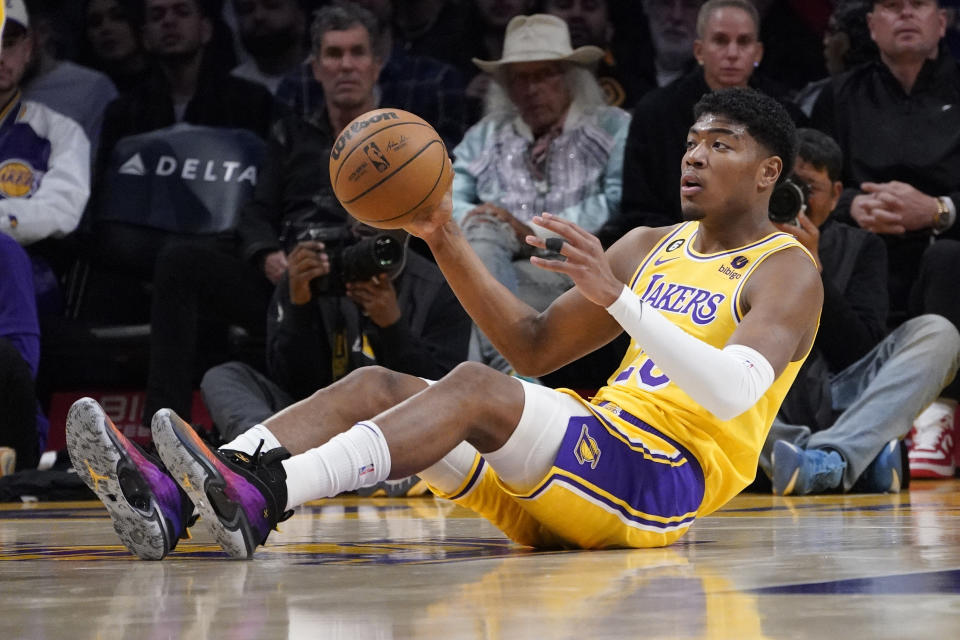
279, 546, 768, 639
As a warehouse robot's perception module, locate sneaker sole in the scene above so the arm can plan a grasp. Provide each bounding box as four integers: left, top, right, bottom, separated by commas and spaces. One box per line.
66, 398, 171, 560
152, 409, 258, 559
909, 462, 955, 479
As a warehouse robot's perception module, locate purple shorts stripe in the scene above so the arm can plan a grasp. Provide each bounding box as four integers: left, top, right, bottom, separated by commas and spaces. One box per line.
523, 406, 705, 524
449, 458, 486, 501
528, 472, 700, 531
596, 401, 705, 485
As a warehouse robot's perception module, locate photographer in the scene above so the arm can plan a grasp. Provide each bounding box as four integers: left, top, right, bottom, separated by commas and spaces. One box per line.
760, 129, 960, 496
201, 222, 470, 443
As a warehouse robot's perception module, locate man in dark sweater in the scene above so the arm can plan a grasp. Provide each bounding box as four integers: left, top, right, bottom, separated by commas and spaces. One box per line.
760, 129, 960, 496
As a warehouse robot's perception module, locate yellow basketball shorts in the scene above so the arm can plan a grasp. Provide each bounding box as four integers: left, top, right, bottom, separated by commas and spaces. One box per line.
427, 394, 706, 549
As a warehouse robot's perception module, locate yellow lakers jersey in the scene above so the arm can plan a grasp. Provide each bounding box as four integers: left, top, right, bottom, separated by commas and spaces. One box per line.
593, 221, 817, 516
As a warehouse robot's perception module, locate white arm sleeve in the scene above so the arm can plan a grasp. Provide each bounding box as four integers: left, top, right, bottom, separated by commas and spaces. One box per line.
606, 285, 775, 421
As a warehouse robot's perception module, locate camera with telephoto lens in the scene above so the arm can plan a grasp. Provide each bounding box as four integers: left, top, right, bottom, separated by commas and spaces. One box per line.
280, 221, 405, 296
768, 177, 810, 226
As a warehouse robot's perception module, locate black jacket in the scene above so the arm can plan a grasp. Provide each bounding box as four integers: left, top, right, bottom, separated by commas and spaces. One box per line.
599, 67, 806, 245
266, 251, 470, 400
811, 48, 960, 310
236, 107, 352, 265
811, 48, 960, 240
779, 219, 888, 430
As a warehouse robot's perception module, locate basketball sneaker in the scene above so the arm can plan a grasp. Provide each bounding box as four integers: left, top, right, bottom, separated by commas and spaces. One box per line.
65, 398, 196, 560
772, 440, 845, 496
908, 401, 956, 479
851, 439, 902, 494
151, 408, 293, 559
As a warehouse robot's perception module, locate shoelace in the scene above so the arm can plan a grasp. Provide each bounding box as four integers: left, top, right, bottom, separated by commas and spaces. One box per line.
913, 415, 952, 450
225, 440, 294, 528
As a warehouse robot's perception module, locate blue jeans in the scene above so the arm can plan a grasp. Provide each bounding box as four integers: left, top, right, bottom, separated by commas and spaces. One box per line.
463, 216, 573, 374
760, 314, 960, 490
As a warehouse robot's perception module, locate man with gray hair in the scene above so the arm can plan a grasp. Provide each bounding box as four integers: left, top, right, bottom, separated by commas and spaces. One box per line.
604, 0, 801, 240
452, 13, 630, 377
275, 0, 466, 150
642, 0, 703, 88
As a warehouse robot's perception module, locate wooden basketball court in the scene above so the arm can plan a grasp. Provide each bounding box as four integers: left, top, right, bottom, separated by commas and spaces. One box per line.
2, 480, 959, 638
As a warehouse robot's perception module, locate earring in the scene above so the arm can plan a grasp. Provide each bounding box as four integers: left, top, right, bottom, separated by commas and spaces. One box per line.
754, 61, 759, 68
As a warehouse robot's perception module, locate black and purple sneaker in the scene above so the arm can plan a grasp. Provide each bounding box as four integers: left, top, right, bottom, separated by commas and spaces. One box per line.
151, 408, 292, 559
65, 398, 196, 560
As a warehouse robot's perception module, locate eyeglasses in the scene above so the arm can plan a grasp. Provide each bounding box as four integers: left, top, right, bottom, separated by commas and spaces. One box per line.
505, 66, 565, 88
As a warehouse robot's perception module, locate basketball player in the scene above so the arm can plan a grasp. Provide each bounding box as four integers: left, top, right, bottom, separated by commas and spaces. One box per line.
66, 87, 822, 559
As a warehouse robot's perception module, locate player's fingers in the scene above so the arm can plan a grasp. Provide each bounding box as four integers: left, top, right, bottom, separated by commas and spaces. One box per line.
531, 213, 594, 245
529, 254, 574, 275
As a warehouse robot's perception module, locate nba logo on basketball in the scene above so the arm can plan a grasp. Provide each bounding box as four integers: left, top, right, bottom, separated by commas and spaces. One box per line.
363, 142, 390, 172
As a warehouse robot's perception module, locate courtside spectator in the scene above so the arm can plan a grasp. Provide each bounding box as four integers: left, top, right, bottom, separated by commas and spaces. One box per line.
793, 0, 878, 117
0, 1, 90, 468
641, 0, 703, 88
229, 0, 307, 94
452, 14, 629, 375
80, 0, 149, 92
759, 129, 960, 495
22, 0, 117, 162
201, 223, 469, 443
86, 0, 273, 283
275, 0, 466, 150
811, 0, 960, 477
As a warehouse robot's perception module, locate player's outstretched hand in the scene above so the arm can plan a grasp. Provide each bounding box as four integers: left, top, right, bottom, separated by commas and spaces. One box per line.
526, 213, 623, 308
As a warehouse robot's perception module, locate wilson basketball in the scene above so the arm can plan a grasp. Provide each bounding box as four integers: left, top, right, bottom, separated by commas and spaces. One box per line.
329, 108, 452, 229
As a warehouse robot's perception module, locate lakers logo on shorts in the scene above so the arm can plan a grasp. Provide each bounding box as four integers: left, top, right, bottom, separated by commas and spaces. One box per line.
574, 424, 601, 469
0, 160, 38, 198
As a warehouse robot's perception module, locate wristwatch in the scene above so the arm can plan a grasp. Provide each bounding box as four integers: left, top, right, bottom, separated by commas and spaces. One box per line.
933, 197, 955, 234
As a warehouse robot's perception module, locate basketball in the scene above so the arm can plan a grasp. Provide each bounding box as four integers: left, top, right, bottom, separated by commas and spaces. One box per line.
329, 108, 452, 229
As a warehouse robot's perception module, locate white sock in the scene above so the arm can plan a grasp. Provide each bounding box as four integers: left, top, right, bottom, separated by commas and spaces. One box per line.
220, 424, 283, 456
281, 421, 392, 510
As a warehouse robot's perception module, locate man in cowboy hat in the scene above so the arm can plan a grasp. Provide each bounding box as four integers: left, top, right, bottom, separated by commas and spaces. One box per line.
451, 13, 631, 380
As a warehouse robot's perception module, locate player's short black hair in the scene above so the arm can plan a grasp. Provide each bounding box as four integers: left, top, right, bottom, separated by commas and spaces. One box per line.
796, 128, 843, 183
693, 87, 798, 184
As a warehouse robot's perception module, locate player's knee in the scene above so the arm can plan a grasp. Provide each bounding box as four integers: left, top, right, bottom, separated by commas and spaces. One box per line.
336, 365, 413, 406
445, 361, 500, 388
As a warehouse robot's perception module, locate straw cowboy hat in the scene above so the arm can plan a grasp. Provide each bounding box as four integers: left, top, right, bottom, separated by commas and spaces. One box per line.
472, 14, 604, 74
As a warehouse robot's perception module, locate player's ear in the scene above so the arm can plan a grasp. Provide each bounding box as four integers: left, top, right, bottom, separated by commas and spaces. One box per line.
758, 155, 781, 190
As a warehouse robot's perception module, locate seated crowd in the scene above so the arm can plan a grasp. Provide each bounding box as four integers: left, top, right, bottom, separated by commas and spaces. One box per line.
0, 0, 958, 497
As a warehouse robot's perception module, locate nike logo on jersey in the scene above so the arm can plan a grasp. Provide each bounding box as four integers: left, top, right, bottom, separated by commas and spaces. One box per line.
653, 256, 678, 266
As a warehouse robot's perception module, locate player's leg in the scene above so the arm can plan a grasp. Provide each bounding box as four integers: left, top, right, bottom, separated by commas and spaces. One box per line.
242, 365, 432, 455
67, 366, 427, 559
151, 362, 534, 558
